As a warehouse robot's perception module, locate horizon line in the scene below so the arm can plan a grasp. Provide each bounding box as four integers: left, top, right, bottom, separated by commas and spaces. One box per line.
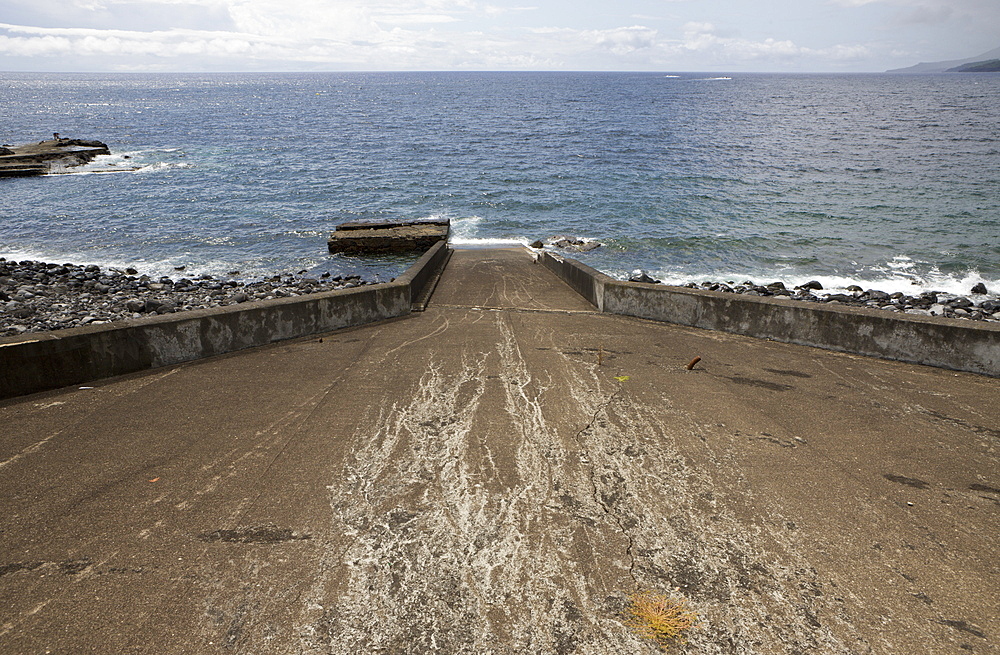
0, 68, 928, 76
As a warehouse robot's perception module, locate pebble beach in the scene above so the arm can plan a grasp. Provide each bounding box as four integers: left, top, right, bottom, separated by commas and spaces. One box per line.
628, 270, 1000, 322
0, 257, 373, 337
3, 254, 998, 339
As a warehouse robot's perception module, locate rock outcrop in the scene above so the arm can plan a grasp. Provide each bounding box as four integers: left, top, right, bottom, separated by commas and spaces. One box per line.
0, 137, 111, 177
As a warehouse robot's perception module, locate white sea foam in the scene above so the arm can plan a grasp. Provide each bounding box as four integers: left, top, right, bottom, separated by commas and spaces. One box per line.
45, 150, 189, 176
445, 215, 528, 247
133, 161, 191, 174
445, 216, 602, 248
0, 248, 136, 272
451, 237, 530, 247
447, 215, 483, 240
0, 248, 235, 282
605, 252, 998, 303
0, 249, 66, 264
47, 168, 138, 176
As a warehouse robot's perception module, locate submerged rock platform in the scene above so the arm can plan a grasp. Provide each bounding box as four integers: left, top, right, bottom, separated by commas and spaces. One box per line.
0, 137, 110, 177
328, 218, 450, 254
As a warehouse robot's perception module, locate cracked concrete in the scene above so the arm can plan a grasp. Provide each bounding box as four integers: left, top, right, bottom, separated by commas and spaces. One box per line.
0, 248, 997, 654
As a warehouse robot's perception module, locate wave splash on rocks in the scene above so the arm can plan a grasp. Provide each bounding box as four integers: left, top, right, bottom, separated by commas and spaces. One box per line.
0, 258, 374, 337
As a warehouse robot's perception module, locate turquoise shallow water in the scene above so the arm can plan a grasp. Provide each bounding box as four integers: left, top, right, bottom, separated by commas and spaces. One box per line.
2, 71, 998, 297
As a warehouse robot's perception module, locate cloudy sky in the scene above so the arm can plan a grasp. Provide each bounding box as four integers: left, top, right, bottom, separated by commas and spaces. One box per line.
0, 0, 997, 73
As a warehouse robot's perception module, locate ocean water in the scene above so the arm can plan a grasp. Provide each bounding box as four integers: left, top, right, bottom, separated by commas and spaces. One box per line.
1, 71, 998, 298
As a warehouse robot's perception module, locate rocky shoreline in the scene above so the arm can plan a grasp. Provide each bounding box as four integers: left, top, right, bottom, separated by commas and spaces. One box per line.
628, 270, 1000, 323
0, 258, 374, 337
539, 240, 997, 324
4, 255, 998, 339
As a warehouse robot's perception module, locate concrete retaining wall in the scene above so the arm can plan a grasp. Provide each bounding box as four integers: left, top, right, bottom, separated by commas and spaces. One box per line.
541, 251, 1000, 377
401, 239, 450, 306
0, 242, 450, 399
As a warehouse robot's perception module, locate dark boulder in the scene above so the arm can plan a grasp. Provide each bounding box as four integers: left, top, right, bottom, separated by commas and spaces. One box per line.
971, 282, 988, 294
552, 238, 601, 253
628, 270, 660, 284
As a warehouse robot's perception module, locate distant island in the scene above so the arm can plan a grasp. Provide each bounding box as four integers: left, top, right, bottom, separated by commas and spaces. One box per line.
887, 45, 1000, 73
947, 59, 1000, 73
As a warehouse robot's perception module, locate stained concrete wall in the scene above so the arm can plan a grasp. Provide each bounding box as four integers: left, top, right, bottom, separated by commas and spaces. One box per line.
0, 242, 450, 399
401, 239, 450, 307
542, 250, 607, 309
541, 251, 1000, 377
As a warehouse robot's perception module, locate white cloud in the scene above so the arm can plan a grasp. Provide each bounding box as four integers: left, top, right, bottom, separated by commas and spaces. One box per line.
895, 4, 952, 24
379, 14, 461, 24
528, 25, 657, 56
0, 21, 316, 62
0, 15, 876, 71
482, 4, 536, 17
829, 0, 996, 24
0, 0, 985, 71
225, 0, 379, 40
670, 21, 869, 63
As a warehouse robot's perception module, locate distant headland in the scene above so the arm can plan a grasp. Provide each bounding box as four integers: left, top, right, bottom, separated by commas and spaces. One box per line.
947, 59, 1000, 73
887, 45, 1000, 73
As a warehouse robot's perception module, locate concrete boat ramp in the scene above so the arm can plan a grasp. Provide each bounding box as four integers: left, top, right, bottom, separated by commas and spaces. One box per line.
1, 249, 997, 654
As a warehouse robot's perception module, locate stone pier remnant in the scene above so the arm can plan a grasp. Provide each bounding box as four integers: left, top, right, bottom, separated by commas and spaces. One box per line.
327, 218, 450, 254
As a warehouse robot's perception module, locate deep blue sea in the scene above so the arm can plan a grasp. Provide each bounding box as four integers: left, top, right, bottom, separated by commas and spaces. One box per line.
2, 72, 999, 297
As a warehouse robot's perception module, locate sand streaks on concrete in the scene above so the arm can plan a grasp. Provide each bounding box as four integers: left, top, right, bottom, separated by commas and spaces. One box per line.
297, 319, 649, 653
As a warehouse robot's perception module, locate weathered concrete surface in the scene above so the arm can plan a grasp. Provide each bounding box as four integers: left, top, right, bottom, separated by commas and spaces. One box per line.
541, 251, 1000, 377
0, 138, 110, 176
0, 248, 997, 654
328, 219, 450, 254
0, 241, 449, 400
